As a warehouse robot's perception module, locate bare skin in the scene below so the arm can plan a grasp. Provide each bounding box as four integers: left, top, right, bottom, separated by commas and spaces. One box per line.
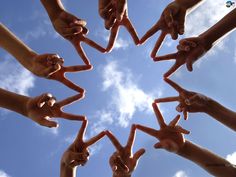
106, 125, 145, 177
140, 0, 202, 58
155, 8, 236, 76
0, 88, 86, 128
99, 0, 140, 52
0, 23, 91, 93
155, 78, 236, 131
41, 0, 106, 65
136, 103, 236, 177
60, 120, 106, 177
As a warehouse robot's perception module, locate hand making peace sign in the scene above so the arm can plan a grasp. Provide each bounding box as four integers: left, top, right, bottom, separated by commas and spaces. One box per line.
106, 125, 145, 177
99, 0, 140, 52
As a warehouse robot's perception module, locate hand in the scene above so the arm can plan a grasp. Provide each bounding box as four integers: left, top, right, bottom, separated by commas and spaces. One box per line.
31, 54, 92, 93
99, 0, 139, 52
26, 93, 86, 128
52, 10, 106, 65
136, 103, 189, 153
61, 120, 106, 168
155, 78, 211, 120
106, 125, 145, 176
140, 1, 187, 58
153, 36, 210, 77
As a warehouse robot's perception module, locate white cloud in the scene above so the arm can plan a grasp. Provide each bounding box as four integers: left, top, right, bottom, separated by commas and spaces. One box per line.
226, 152, 236, 165
0, 54, 35, 95
0, 170, 11, 177
173, 170, 188, 177
96, 28, 131, 50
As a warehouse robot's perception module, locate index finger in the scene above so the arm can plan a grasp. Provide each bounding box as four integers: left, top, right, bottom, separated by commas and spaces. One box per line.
106, 23, 119, 52
57, 93, 84, 107
82, 37, 106, 53
75, 120, 88, 142
152, 103, 166, 128
126, 125, 136, 152
122, 18, 139, 45
60, 77, 85, 93
106, 131, 123, 152
164, 78, 185, 93
140, 21, 161, 44
73, 42, 91, 65
151, 31, 167, 58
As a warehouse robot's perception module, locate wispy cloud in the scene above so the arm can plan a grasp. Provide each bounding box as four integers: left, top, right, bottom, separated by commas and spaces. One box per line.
95, 28, 131, 50
226, 151, 236, 165
0, 54, 35, 96
90, 61, 160, 135
173, 170, 188, 177
0, 170, 11, 177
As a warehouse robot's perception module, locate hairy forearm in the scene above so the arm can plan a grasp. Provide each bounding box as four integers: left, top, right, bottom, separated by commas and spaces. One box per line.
177, 141, 236, 176
40, 0, 65, 21
60, 163, 77, 177
0, 88, 29, 116
0, 23, 37, 69
199, 8, 236, 49
204, 99, 236, 131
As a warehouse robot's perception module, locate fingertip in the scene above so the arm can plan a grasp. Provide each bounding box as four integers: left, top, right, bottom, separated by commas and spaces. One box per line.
186, 62, 193, 72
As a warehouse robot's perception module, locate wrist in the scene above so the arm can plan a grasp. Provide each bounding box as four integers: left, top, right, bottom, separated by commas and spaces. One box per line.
198, 33, 213, 51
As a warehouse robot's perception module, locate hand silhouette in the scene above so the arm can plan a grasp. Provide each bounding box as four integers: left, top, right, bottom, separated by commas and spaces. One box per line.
106, 125, 145, 177
140, 1, 187, 58
26, 93, 86, 128
31, 54, 92, 93
99, 0, 139, 52
52, 10, 106, 65
61, 120, 106, 168
136, 103, 189, 153
155, 78, 211, 120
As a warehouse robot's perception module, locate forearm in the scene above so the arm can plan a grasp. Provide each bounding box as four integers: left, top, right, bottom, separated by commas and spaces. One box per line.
204, 99, 236, 131
199, 8, 236, 49
40, 0, 65, 21
177, 141, 236, 176
0, 88, 29, 116
0, 23, 37, 69
113, 174, 131, 177
60, 162, 77, 177
176, 0, 203, 10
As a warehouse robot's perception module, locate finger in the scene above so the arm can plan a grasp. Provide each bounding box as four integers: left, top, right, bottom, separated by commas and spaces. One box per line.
58, 93, 84, 107
64, 64, 92, 72
59, 112, 86, 121
41, 118, 58, 128
177, 44, 190, 51
176, 103, 183, 113
186, 49, 200, 72
164, 8, 174, 28
151, 31, 166, 58
177, 11, 186, 35
60, 13, 86, 27
82, 37, 106, 53
86, 131, 106, 146
73, 42, 91, 65
105, 14, 116, 30
183, 109, 188, 120
122, 18, 139, 45
154, 142, 162, 149
153, 53, 177, 62
99, 1, 113, 18
152, 103, 166, 128
170, 21, 178, 40
136, 124, 159, 138
43, 64, 61, 78
37, 93, 53, 108
62, 26, 83, 37
46, 55, 64, 65
115, 157, 129, 172
179, 39, 197, 47
116, 0, 126, 21
169, 114, 181, 127
133, 148, 145, 160
176, 125, 190, 134
164, 78, 185, 93
154, 96, 179, 103
140, 21, 161, 44
75, 120, 88, 142
106, 131, 123, 152
163, 62, 182, 78
126, 125, 136, 151
60, 76, 85, 93
47, 97, 56, 107
106, 23, 119, 52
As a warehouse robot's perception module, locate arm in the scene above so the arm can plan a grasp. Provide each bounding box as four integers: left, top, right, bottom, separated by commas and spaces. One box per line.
177, 140, 236, 176
60, 164, 77, 177
176, 0, 203, 10
0, 88, 28, 116
0, 23, 37, 70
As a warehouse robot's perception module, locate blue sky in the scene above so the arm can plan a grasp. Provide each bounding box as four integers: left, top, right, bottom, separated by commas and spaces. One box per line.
0, 0, 236, 177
